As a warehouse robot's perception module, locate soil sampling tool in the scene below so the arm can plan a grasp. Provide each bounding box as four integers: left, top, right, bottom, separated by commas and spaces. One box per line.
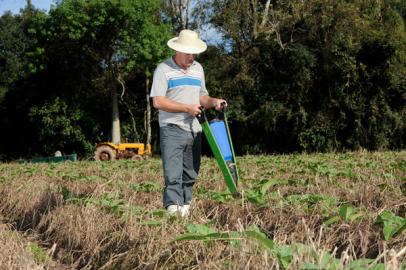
197, 104, 239, 195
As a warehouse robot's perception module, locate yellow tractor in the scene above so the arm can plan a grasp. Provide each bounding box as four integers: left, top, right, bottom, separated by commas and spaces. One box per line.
94, 142, 152, 161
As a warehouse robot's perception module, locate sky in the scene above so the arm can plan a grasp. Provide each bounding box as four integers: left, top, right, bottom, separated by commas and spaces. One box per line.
0, 0, 53, 15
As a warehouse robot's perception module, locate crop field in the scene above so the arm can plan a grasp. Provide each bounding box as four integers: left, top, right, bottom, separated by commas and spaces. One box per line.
0, 151, 405, 269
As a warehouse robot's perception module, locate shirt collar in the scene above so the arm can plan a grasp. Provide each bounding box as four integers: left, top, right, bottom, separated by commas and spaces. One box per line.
171, 57, 195, 72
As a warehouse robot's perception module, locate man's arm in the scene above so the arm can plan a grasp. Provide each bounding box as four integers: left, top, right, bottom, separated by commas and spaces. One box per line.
152, 96, 202, 117
200, 95, 227, 110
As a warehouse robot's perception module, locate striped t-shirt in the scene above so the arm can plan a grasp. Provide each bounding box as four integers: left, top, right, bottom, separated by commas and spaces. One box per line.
150, 57, 209, 132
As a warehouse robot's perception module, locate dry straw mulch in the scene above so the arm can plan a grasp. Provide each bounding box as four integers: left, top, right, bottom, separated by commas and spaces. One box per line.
0, 151, 404, 269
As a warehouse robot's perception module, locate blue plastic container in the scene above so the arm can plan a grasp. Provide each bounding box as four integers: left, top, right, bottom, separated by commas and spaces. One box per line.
210, 120, 233, 161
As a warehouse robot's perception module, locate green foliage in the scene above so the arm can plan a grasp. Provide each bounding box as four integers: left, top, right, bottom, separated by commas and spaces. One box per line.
338, 204, 362, 221
209, 190, 234, 203
375, 210, 406, 240
131, 181, 161, 193
244, 178, 289, 205
175, 222, 388, 269
0, 0, 171, 158
274, 245, 293, 269
61, 185, 164, 225
285, 194, 338, 210
28, 97, 89, 154
28, 242, 51, 264
0, 0, 405, 158
186, 223, 216, 235
348, 259, 385, 270
0, 153, 404, 268
175, 223, 274, 250
0, 12, 31, 87
324, 204, 363, 226
259, 178, 289, 195
200, 0, 406, 153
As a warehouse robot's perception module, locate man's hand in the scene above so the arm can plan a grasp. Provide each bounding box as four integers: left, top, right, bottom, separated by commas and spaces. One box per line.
212, 99, 227, 111
186, 104, 202, 117
199, 96, 227, 110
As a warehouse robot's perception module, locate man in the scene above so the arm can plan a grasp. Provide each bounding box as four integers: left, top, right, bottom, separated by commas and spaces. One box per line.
150, 29, 226, 217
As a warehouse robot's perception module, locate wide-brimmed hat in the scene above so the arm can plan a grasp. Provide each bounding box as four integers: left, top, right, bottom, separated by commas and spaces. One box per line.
167, 29, 207, 54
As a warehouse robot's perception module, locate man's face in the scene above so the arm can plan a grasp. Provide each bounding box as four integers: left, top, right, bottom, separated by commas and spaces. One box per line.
175, 52, 195, 69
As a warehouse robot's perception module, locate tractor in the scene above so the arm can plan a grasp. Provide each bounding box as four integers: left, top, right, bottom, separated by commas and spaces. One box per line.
94, 142, 151, 161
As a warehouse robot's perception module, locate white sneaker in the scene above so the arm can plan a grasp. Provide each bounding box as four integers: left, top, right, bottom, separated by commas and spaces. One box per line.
180, 204, 190, 217
166, 205, 181, 215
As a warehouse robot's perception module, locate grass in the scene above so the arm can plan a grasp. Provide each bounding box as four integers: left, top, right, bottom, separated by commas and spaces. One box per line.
0, 224, 43, 269
0, 150, 405, 269
28, 242, 51, 265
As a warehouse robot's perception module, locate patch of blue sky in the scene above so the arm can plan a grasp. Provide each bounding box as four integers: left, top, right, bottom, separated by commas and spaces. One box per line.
0, 0, 54, 15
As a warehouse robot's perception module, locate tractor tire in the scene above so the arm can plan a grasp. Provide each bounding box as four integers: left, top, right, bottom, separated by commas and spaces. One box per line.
95, 145, 116, 161
131, 154, 143, 161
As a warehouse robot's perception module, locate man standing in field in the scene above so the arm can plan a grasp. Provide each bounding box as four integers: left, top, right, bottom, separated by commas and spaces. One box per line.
150, 29, 226, 217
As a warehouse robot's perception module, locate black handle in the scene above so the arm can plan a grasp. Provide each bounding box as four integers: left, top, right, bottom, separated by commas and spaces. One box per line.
198, 103, 228, 123
217, 102, 228, 120
196, 106, 206, 124
220, 101, 227, 112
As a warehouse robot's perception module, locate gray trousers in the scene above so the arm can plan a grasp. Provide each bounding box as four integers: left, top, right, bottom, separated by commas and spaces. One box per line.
160, 124, 202, 208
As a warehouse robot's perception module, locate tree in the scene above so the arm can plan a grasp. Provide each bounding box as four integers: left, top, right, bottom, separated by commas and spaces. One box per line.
30, 0, 171, 146
0, 12, 31, 103
197, 0, 406, 152
0, 0, 171, 157
1, 0, 404, 158
112, 0, 171, 145
162, 0, 193, 32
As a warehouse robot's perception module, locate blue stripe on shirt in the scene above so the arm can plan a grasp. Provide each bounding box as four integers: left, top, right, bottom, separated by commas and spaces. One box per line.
168, 77, 201, 89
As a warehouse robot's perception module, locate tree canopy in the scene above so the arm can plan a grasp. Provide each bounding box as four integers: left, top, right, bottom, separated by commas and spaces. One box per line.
0, 0, 404, 159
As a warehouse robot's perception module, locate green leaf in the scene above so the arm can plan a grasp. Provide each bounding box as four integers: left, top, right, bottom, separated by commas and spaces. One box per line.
243, 225, 274, 250
301, 262, 319, 270
140, 220, 162, 226
61, 186, 71, 200
324, 216, 340, 226
260, 179, 289, 195
275, 245, 293, 269
228, 231, 242, 248
338, 204, 362, 221
150, 209, 165, 217
186, 224, 216, 235
245, 189, 267, 205
369, 264, 385, 270
128, 205, 145, 215
174, 232, 237, 242
349, 258, 385, 270
339, 204, 355, 220
211, 191, 234, 203
375, 210, 406, 240
174, 224, 274, 251
319, 253, 340, 269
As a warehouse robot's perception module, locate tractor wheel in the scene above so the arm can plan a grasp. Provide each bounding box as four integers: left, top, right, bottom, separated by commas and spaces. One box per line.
95, 145, 116, 161
131, 154, 143, 161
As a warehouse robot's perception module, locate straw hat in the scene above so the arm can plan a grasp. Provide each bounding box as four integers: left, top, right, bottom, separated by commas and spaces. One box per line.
167, 29, 207, 54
